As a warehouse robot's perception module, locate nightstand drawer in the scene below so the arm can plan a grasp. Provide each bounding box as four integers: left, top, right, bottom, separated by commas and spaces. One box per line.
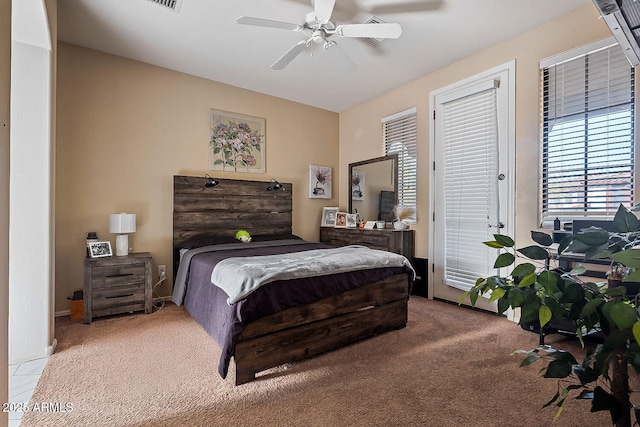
92, 285, 145, 310
91, 265, 146, 288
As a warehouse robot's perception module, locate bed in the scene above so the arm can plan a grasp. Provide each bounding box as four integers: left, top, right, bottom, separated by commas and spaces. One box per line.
172, 175, 414, 385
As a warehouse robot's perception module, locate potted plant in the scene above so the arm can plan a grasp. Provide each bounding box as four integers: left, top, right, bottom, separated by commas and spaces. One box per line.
462, 204, 640, 427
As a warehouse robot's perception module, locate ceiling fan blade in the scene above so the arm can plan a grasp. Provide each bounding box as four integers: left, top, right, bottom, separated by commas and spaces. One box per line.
313, 0, 336, 23
324, 41, 357, 74
336, 23, 402, 39
369, 0, 445, 15
271, 40, 309, 70
237, 16, 303, 32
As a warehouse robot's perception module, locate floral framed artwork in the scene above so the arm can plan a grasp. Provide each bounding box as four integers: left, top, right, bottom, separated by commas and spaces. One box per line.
321, 207, 339, 227
309, 165, 332, 199
209, 109, 265, 173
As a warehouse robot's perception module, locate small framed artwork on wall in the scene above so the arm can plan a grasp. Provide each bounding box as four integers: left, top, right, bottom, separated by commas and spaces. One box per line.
88, 241, 113, 258
321, 207, 339, 227
309, 165, 332, 199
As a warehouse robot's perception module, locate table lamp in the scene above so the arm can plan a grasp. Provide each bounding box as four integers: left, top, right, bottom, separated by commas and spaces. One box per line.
109, 213, 136, 256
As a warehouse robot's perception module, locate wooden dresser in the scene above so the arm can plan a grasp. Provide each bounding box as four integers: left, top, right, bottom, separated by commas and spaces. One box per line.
319, 227, 414, 260
83, 252, 153, 324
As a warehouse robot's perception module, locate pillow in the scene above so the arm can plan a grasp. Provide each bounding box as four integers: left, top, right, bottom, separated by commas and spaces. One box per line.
177, 234, 237, 249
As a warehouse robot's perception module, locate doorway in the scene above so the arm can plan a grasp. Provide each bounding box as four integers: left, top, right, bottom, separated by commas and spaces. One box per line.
429, 62, 515, 310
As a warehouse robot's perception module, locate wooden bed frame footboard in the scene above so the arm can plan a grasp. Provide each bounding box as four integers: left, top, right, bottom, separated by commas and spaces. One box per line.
233, 273, 410, 385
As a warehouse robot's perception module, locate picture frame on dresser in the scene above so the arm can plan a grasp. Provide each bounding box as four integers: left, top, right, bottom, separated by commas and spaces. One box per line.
321, 207, 339, 227
88, 241, 112, 258
346, 213, 358, 228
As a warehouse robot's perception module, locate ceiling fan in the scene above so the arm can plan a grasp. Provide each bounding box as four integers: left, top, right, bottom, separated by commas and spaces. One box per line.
236, 0, 403, 71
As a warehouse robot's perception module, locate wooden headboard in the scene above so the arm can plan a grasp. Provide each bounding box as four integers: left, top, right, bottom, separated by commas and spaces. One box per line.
173, 175, 293, 249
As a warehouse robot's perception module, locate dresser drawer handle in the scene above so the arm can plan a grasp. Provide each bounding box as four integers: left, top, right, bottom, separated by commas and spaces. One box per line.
105, 294, 134, 299
106, 273, 134, 278
362, 241, 374, 245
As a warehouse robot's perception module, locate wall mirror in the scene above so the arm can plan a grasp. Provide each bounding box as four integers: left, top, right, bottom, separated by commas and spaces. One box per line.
348, 154, 398, 223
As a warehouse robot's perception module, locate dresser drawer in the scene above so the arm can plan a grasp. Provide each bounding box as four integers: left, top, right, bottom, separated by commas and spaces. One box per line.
353, 234, 390, 251
90, 264, 146, 288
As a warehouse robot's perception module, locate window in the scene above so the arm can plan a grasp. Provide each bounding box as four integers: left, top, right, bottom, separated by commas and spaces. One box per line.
541, 39, 635, 224
383, 107, 417, 221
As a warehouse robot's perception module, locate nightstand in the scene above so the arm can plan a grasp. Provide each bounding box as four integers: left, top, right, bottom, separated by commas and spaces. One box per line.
83, 252, 153, 324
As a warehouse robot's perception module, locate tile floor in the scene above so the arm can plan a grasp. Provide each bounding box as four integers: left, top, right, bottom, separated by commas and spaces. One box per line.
8, 357, 48, 427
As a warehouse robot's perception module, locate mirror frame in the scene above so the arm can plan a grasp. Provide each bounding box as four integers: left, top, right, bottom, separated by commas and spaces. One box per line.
348, 154, 398, 217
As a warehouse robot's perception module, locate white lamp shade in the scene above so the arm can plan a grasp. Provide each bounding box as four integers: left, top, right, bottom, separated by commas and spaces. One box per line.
109, 213, 136, 234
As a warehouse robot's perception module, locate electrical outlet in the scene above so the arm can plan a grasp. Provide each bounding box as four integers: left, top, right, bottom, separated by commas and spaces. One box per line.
158, 265, 166, 280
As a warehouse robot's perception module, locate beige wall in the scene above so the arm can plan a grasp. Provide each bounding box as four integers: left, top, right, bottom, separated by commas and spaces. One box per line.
55, 42, 339, 312
1, 0, 10, 423
339, 5, 610, 261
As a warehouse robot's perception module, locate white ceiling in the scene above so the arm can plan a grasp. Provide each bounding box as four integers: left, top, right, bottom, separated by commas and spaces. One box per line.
57, 0, 594, 112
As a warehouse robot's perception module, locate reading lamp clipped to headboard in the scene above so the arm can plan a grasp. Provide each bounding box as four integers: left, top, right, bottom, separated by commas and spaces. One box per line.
266, 178, 285, 191
204, 174, 219, 188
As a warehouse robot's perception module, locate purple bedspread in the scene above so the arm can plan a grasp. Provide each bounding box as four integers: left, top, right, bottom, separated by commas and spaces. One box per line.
179, 241, 411, 379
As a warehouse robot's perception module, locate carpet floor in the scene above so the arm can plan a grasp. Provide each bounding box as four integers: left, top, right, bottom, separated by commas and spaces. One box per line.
20, 297, 612, 426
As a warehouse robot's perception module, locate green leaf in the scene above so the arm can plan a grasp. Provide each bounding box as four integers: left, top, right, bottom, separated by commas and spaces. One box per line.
519, 353, 540, 367
633, 322, 640, 345
609, 301, 638, 330
511, 263, 536, 277
497, 298, 510, 315
538, 271, 558, 295
613, 203, 640, 232
483, 241, 504, 249
517, 245, 549, 260
610, 249, 640, 268
568, 264, 587, 276
507, 288, 526, 308
488, 287, 506, 302
494, 252, 515, 268
579, 298, 604, 319
543, 391, 560, 408
469, 288, 479, 307
544, 359, 573, 378
531, 231, 553, 247
539, 305, 552, 327
517, 273, 537, 288
560, 283, 585, 304
592, 386, 624, 424
557, 236, 573, 255
544, 296, 564, 320
494, 234, 514, 247
574, 229, 611, 246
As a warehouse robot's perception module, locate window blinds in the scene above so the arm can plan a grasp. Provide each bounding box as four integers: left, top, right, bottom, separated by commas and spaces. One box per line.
541, 43, 635, 223
383, 108, 417, 220
442, 87, 499, 291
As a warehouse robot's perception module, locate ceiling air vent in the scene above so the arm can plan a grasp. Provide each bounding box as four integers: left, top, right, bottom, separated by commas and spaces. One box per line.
358, 16, 386, 48
147, 0, 183, 12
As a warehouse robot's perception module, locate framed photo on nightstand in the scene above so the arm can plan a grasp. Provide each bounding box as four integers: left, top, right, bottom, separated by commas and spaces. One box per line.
88, 241, 113, 258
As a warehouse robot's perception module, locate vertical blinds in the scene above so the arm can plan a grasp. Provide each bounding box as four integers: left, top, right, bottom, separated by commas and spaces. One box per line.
442, 88, 499, 291
383, 108, 417, 219
541, 43, 635, 223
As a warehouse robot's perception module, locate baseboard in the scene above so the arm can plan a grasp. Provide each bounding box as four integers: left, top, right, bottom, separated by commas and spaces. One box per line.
55, 296, 173, 318
47, 338, 57, 356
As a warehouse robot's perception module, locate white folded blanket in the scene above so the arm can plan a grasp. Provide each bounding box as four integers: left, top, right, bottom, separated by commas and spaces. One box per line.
211, 245, 415, 304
